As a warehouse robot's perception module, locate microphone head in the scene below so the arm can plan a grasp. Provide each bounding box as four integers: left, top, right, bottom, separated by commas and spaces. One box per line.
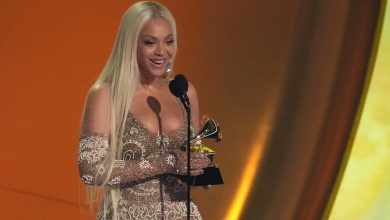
175, 74, 188, 93
169, 74, 188, 97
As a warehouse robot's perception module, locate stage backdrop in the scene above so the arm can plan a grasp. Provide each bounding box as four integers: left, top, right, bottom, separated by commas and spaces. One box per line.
0, 0, 384, 219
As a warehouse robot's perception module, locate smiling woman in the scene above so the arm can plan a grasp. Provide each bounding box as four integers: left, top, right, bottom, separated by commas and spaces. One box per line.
77, 1, 208, 220
137, 18, 176, 79
1, 0, 384, 219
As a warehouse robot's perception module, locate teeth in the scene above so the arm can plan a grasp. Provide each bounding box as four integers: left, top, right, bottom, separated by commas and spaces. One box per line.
151, 59, 164, 64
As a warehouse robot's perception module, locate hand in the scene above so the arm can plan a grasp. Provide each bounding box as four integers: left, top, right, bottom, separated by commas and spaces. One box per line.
174, 151, 210, 176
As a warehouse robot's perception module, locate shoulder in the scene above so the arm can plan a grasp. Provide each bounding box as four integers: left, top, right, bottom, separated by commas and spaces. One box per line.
86, 83, 111, 106
187, 81, 198, 100
83, 83, 111, 118
81, 83, 111, 134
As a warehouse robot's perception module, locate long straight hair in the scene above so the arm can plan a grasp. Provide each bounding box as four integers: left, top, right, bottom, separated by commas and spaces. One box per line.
84, 1, 177, 219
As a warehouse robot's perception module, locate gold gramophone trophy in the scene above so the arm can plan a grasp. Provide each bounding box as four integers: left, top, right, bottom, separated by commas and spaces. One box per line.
187, 116, 224, 186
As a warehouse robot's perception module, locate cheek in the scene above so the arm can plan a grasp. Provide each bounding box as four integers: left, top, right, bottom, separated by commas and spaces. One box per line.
168, 46, 176, 56
137, 48, 149, 68
138, 46, 154, 58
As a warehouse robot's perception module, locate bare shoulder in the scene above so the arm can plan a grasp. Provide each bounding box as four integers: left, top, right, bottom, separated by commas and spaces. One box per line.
88, 83, 110, 98
187, 80, 200, 131
81, 83, 111, 134
84, 83, 111, 119
86, 83, 111, 106
187, 81, 198, 100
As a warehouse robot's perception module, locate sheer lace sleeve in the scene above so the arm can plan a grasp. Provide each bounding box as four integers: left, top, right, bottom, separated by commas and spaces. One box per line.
77, 85, 177, 186
78, 133, 177, 186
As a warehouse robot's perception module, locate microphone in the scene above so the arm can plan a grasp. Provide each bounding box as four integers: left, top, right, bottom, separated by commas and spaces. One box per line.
169, 74, 190, 110
170, 74, 192, 220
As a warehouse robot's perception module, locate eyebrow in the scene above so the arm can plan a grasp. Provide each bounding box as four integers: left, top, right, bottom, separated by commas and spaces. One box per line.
140, 33, 174, 40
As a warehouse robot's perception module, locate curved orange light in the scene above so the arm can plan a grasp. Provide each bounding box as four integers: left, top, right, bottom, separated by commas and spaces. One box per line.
225, 123, 270, 220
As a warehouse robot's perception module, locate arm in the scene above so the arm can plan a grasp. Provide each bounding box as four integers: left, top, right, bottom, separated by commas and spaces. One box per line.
77, 85, 177, 186
188, 81, 214, 189
78, 133, 209, 186
78, 132, 177, 186
188, 81, 200, 133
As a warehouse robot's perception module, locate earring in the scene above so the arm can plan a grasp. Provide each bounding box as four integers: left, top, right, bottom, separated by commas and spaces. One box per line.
164, 58, 173, 78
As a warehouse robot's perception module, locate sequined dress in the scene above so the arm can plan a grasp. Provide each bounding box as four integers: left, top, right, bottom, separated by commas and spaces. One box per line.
78, 112, 202, 219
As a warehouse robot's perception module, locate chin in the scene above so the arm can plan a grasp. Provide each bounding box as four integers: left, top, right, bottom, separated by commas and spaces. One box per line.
141, 64, 168, 79
150, 71, 164, 77
148, 68, 166, 78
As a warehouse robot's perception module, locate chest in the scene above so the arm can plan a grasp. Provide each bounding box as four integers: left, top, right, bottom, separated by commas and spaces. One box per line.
130, 90, 185, 135
120, 115, 186, 161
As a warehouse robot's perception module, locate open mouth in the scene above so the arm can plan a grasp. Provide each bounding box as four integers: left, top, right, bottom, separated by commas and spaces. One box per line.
150, 59, 165, 65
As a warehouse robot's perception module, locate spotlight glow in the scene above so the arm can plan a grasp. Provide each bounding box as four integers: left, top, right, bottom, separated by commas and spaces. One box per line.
225, 124, 269, 220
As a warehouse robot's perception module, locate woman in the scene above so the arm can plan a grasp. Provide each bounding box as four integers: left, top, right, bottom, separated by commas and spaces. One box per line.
78, 1, 210, 219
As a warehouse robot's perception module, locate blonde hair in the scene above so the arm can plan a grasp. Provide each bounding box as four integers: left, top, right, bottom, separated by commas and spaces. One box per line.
85, 1, 177, 219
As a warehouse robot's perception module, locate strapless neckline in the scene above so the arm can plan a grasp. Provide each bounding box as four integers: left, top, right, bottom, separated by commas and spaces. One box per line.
127, 111, 187, 137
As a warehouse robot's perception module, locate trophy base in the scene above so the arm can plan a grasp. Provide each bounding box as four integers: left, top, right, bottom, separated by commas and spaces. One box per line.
176, 166, 224, 186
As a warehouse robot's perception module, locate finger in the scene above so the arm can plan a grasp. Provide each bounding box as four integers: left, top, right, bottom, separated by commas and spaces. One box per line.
191, 155, 209, 163
190, 169, 204, 176
194, 158, 211, 168
202, 157, 211, 165
191, 152, 207, 159
190, 161, 208, 169
190, 169, 203, 176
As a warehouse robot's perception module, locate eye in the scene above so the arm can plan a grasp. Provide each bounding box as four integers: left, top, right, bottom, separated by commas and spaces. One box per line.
143, 39, 155, 46
166, 39, 175, 45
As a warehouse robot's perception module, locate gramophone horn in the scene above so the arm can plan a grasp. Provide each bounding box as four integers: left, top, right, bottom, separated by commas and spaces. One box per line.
192, 118, 222, 143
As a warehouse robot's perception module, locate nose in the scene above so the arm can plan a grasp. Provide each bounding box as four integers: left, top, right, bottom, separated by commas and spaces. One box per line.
155, 43, 164, 56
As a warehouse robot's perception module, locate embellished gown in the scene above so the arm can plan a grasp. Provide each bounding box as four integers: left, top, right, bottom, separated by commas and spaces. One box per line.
78, 112, 202, 219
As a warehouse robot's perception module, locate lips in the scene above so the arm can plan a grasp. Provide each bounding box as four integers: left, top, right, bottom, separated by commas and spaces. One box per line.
150, 58, 166, 67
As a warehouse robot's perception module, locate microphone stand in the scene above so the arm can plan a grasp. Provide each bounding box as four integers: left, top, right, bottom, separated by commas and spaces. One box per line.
179, 95, 191, 220
168, 74, 191, 220
186, 105, 191, 220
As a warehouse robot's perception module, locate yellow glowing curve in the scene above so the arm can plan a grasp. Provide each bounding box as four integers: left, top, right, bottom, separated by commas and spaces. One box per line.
329, 2, 390, 219
225, 124, 269, 220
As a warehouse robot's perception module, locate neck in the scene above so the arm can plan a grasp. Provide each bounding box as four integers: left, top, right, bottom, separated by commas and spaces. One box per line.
139, 75, 166, 93
140, 67, 168, 84
141, 75, 161, 86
